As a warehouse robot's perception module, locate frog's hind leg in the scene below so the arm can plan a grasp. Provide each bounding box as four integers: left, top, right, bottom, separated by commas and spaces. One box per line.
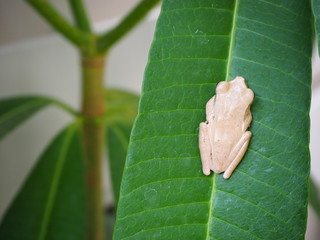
199, 122, 212, 175
223, 131, 252, 179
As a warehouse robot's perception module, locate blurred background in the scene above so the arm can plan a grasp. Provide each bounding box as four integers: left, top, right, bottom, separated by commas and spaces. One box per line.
0, 1, 319, 239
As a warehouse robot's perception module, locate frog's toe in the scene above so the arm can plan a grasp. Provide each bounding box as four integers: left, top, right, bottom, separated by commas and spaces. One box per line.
203, 167, 211, 176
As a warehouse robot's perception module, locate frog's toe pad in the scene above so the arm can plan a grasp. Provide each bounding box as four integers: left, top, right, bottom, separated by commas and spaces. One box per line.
203, 168, 211, 176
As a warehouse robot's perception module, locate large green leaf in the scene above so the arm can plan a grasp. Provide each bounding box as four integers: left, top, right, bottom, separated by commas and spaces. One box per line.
105, 89, 139, 204
114, 0, 312, 239
0, 96, 76, 140
0, 122, 86, 240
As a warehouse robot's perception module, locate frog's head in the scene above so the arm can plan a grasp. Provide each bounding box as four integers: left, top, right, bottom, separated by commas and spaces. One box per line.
233, 77, 254, 104
227, 76, 254, 104
216, 76, 247, 94
215, 77, 254, 118
230, 76, 248, 93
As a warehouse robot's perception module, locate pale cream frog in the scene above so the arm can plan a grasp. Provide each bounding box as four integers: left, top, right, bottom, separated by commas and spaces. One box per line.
199, 76, 254, 179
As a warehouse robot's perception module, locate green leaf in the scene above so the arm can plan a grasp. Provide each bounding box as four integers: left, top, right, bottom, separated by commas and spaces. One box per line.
105, 89, 139, 204
309, 178, 320, 219
114, 0, 312, 239
0, 96, 77, 140
0, 122, 86, 240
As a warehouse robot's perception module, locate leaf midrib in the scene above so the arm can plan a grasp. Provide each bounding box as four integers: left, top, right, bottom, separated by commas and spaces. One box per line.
37, 124, 77, 240
205, 0, 239, 238
225, 0, 239, 82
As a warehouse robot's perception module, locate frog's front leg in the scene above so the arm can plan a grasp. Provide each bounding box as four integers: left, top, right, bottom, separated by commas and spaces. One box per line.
223, 131, 252, 179
199, 122, 213, 175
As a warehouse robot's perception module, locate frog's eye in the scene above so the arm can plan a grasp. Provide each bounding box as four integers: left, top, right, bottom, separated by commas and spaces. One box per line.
216, 82, 229, 93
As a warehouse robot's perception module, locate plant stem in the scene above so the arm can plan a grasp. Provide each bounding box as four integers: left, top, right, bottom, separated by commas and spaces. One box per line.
96, 0, 161, 53
68, 0, 92, 33
81, 56, 106, 240
26, 0, 91, 48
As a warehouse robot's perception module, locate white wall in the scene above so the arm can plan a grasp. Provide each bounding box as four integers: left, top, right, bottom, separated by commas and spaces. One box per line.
0, 1, 319, 239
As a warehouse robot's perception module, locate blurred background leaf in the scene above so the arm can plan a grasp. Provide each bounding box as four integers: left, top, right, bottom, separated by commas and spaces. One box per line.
105, 89, 139, 204
310, 178, 320, 219
0, 122, 86, 240
0, 96, 76, 140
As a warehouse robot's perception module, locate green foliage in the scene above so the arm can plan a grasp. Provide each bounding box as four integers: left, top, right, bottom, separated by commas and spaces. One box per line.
0, 89, 138, 239
0, 96, 75, 140
0, 123, 86, 240
114, 0, 313, 239
0, 0, 317, 239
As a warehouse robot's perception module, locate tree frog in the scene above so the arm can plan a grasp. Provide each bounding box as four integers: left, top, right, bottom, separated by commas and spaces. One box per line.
199, 76, 254, 179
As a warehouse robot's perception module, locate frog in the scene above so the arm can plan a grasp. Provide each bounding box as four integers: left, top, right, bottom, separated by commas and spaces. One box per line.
199, 76, 254, 179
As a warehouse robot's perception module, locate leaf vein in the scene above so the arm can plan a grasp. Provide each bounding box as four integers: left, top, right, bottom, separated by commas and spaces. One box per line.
38, 125, 76, 240
247, 148, 304, 179
206, 174, 216, 239
154, 34, 229, 41
216, 189, 300, 234
252, 119, 308, 149
225, 0, 239, 81
238, 16, 308, 39
142, 83, 214, 96
257, 0, 307, 19
249, 82, 301, 98
131, 133, 197, 143
117, 201, 208, 221
150, 57, 227, 63
122, 223, 206, 240
162, 6, 232, 14
212, 216, 263, 240
233, 56, 310, 89
255, 95, 307, 114
237, 169, 300, 204
126, 155, 199, 169
237, 27, 309, 58
121, 176, 208, 199
139, 108, 203, 116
